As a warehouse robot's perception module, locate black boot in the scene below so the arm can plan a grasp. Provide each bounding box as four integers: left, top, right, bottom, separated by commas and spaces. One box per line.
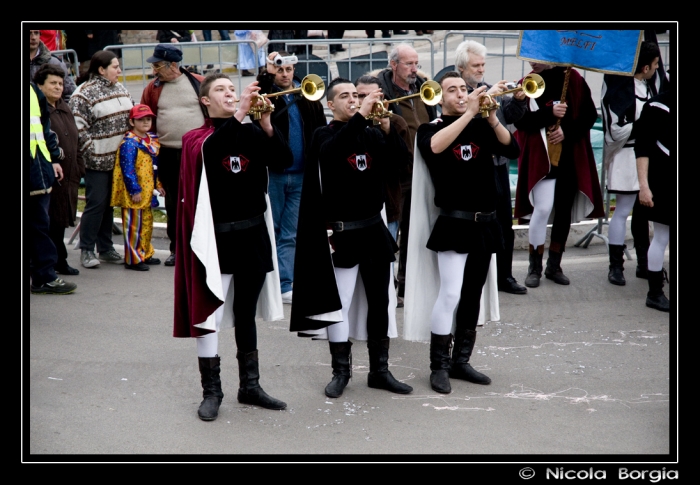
449, 329, 491, 384
236, 350, 287, 410
325, 341, 352, 398
524, 244, 544, 288
544, 242, 570, 285
635, 245, 649, 279
367, 338, 413, 394
646, 269, 670, 312
430, 333, 453, 393
608, 244, 626, 286
198, 356, 224, 421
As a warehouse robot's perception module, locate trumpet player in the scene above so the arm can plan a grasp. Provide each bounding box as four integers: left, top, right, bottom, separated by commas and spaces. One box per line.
290, 77, 413, 398
455, 40, 529, 296
404, 72, 520, 393
355, 75, 412, 306
173, 73, 293, 421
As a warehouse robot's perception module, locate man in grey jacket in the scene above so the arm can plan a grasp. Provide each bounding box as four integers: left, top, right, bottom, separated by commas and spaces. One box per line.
29, 30, 76, 103
455, 40, 528, 295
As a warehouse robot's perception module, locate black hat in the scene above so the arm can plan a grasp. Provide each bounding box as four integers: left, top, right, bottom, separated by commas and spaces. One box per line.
146, 44, 183, 63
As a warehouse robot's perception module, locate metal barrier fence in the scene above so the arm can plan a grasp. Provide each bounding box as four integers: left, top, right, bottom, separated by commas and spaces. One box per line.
103, 36, 435, 90
49, 49, 79, 78
104, 40, 253, 92
440, 31, 671, 112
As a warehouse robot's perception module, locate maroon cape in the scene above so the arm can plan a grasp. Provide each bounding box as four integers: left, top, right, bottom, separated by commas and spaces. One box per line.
173, 120, 221, 338
514, 68, 604, 222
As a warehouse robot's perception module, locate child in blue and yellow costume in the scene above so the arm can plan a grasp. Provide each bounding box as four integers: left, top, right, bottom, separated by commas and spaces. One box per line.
111, 104, 165, 271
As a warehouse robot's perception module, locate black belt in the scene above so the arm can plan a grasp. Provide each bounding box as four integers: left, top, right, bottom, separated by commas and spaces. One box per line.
440, 209, 497, 222
214, 214, 265, 233
328, 213, 382, 232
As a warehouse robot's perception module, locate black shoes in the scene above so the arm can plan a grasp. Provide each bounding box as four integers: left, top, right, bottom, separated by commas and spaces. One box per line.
125, 262, 149, 271
55, 263, 80, 276
498, 277, 527, 295
144, 257, 161, 265
164, 252, 176, 266
198, 356, 224, 421
367, 338, 413, 394
325, 341, 352, 398
524, 244, 544, 288
607, 244, 626, 286
544, 243, 570, 285
430, 333, 453, 393
236, 350, 287, 410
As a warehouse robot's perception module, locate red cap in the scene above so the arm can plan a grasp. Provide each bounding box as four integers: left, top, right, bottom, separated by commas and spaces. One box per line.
129, 104, 156, 120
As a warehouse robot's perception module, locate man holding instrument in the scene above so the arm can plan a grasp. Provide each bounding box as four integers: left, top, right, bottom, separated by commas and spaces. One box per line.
513, 62, 604, 288
455, 40, 529, 295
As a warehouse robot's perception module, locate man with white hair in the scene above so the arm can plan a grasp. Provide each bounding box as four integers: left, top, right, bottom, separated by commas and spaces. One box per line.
454, 40, 529, 295
374, 43, 437, 303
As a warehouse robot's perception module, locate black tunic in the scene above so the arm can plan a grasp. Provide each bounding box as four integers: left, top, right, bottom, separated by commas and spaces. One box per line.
417, 114, 520, 254
633, 91, 674, 226
202, 117, 292, 273
312, 113, 407, 268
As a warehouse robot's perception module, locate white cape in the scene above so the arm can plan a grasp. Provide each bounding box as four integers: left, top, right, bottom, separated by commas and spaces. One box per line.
191, 164, 284, 333
403, 140, 500, 343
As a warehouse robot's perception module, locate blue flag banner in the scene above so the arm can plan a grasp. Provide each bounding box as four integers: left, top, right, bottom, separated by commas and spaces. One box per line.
518, 30, 643, 75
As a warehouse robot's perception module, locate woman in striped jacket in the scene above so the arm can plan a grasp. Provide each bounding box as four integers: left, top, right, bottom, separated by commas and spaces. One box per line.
70, 50, 134, 269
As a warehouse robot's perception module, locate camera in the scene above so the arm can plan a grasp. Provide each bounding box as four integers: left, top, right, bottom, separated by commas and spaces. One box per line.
269, 54, 298, 66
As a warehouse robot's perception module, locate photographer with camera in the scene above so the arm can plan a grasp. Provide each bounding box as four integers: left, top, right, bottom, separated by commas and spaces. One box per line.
254, 51, 327, 304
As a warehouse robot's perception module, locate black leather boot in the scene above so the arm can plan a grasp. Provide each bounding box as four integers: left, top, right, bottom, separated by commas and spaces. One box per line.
646, 269, 670, 312
198, 356, 224, 421
430, 333, 453, 393
635, 245, 649, 279
367, 338, 413, 394
545, 242, 570, 285
524, 244, 544, 288
325, 341, 352, 398
449, 329, 491, 384
608, 244, 626, 286
236, 350, 287, 410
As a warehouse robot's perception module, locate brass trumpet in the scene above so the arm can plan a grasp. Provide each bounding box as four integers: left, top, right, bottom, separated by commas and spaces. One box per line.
366, 80, 442, 124
478, 73, 545, 118
248, 74, 326, 120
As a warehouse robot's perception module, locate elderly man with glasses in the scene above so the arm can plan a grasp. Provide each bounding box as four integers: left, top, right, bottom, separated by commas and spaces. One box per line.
374, 43, 437, 307
141, 44, 207, 267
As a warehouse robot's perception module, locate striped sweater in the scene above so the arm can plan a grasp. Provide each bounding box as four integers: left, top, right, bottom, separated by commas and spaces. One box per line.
69, 75, 134, 171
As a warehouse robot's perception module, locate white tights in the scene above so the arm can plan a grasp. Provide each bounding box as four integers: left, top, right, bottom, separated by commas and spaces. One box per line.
608, 193, 636, 245
648, 223, 669, 272
528, 179, 556, 247
196, 274, 233, 358
326, 265, 359, 343
431, 251, 468, 335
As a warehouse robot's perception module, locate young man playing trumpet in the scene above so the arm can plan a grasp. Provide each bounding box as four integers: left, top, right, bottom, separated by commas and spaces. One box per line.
174, 73, 293, 421
290, 77, 413, 399
404, 72, 520, 393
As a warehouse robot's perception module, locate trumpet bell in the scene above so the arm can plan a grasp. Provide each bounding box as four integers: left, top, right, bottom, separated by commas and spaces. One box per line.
300, 74, 325, 101
420, 80, 442, 106
521, 73, 545, 99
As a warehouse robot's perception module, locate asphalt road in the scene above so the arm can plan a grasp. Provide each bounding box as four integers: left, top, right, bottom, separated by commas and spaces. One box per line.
25, 236, 674, 467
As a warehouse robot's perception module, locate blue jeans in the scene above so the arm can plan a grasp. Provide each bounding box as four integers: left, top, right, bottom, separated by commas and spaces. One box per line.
202, 30, 231, 41
268, 172, 304, 293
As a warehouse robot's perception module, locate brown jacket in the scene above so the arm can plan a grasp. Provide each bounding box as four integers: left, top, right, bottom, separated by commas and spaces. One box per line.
47, 98, 85, 228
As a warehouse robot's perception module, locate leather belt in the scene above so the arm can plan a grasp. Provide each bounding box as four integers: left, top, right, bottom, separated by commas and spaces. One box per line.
214, 214, 265, 233
440, 209, 497, 222
328, 213, 382, 232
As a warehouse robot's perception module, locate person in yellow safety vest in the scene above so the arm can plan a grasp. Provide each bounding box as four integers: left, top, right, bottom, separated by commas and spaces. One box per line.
28, 82, 77, 295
